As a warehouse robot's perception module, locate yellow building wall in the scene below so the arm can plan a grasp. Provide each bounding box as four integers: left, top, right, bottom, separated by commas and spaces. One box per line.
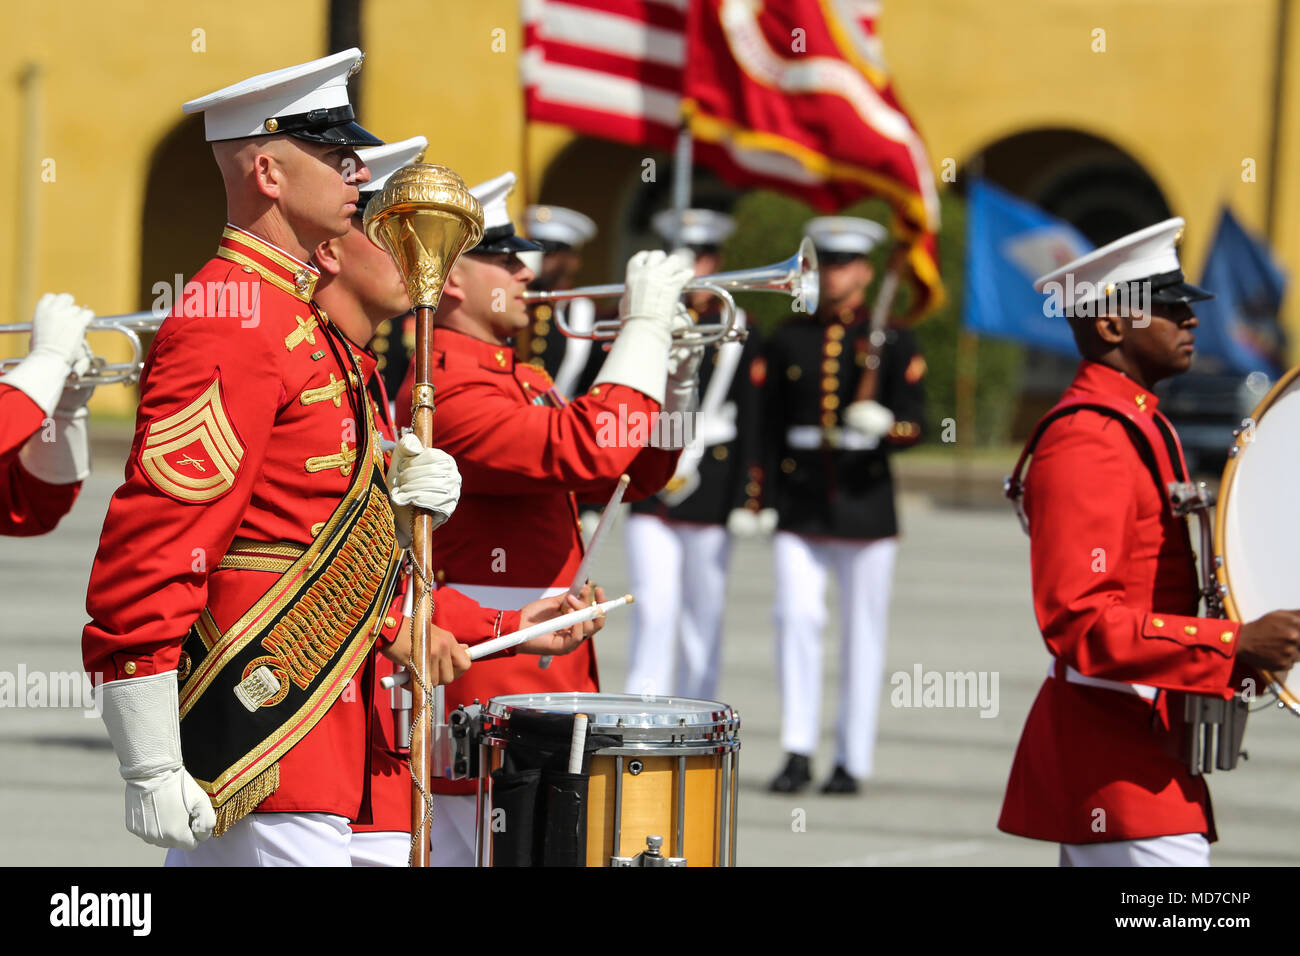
2, 0, 1297, 415
879, 0, 1283, 282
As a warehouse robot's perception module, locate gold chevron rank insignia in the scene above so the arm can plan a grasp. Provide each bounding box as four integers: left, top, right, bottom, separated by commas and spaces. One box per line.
140, 376, 245, 503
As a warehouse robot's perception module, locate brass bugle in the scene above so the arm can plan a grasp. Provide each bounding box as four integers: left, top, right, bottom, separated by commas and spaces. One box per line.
0, 311, 162, 385
521, 237, 819, 345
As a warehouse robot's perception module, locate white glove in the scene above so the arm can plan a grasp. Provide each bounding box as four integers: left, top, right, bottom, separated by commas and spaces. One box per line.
387, 433, 462, 549
99, 671, 217, 850
594, 250, 695, 405
727, 507, 778, 538
664, 306, 705, 417
18, 342, 96, 484
844, 399, 895, 440
1, 293, 95, 416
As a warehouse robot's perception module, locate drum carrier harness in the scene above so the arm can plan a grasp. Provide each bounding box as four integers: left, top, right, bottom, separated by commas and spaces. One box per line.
1004, 395, 1248, 776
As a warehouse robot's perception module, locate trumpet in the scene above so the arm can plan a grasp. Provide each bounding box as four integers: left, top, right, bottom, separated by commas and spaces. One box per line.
0, 312, 163, 385
522, 238, 819, 345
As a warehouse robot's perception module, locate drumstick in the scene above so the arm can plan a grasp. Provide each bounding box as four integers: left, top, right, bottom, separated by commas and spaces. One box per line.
568, 714, 588, 774
470, 593, 632, 661
538, 473, 631, 670
567, 474, 631, 600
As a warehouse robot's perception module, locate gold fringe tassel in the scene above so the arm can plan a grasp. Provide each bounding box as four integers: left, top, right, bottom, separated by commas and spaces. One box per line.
211, 762, 281, 838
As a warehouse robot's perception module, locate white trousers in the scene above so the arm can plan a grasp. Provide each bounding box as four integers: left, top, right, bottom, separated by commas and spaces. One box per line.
164, 812, 355, 867
1060, 832, 1211, 867
348, 830, 411, 867
773, 531, 898, 779
428, 793, 481, 867
623, 514, 732, 700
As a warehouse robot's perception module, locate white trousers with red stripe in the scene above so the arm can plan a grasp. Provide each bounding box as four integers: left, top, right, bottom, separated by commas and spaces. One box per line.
773, 531, 898, 780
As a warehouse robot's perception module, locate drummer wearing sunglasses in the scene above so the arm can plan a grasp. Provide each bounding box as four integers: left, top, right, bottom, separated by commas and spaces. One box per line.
999, 218, 1300, 867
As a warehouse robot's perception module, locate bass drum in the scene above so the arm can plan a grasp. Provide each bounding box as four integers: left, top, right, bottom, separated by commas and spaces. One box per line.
1216, 364, 1300, 713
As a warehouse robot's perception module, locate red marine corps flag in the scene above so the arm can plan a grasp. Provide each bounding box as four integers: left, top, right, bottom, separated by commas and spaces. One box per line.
520, 0, 942, 317
684, 0, 943, 316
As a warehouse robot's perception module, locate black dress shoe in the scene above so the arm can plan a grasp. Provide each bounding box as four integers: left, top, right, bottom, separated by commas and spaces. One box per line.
820, 765, 860, 794
767, 753, 812, 793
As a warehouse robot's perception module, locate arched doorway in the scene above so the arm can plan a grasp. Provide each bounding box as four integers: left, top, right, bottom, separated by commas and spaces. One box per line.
965, 128, 1172, 245
959, 128, 1174, 427
136, 115, 227, 314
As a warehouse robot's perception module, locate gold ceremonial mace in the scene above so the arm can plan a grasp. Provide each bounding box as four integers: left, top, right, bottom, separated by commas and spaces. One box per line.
364, 164, 483, 867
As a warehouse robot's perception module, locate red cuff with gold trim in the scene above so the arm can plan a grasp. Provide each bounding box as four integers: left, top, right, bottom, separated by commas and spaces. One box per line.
1143, 613, 1238, 655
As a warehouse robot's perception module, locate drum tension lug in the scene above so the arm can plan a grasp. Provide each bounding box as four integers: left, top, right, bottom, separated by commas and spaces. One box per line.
610, 834, 687, 868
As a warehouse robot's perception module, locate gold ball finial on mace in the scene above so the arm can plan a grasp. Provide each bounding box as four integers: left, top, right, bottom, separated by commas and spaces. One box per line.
362, 163, 484, 309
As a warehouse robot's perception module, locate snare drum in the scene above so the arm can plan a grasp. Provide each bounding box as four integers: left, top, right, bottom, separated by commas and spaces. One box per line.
1217, 365, 1300, 713
475, 693, 740, 867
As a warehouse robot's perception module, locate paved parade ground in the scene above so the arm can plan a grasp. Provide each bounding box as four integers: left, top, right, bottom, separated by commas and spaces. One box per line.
4, 443, 1299, 867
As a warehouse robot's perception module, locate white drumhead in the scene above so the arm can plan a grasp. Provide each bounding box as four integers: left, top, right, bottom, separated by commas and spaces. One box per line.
484, 692, 735, 730
1219, 368, 1300, 710
1221, 372, 1300, 621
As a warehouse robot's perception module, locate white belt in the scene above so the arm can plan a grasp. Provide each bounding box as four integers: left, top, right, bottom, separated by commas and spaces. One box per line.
1048, 661, 1158, 702
786, 425, 879, 451
441, 583, 566, 609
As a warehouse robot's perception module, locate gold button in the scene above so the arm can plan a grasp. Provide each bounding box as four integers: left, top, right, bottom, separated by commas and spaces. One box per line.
825, 342, 842, 358
822, 359, 839, 374
531, 339, 547, 354
827, 325, 845, 340
384, 616, 397, 629
535, 304, 552, 321
781, 458, 796, 474
746, 482, 761, 496
712, 445, 728, 461
123, 661, 137, 675
822, 394, 840, 410
821, 411, 837, 427
435, 569, 446, 584
1152, 617, 1165, 628
265, 117, 279, 132
591, 386, 601, 397
1135, 393, 1147, 409
786, 365, 802, 381
823, 377, 838, 391
1220, 631, 1234, 643
1184, 625, 1198, 636
534, 320, 550, 333
242, 265, 254, 274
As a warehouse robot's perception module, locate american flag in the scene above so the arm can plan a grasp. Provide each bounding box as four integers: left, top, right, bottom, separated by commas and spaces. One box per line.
521, 0, 688, 150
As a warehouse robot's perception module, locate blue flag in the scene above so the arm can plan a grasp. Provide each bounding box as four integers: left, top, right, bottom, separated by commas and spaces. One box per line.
962, 180, 1092, 356
1194, 207, 1286, 375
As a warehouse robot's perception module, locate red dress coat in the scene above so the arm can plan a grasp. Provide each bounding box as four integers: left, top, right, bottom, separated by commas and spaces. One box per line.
999, 361, 1244, 845
396, 327, 681, 796
0, 384, 81, 535
82, 226, 513, 822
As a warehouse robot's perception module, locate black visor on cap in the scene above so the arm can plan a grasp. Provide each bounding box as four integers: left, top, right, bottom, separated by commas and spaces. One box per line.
816, 249, 866, 265
536, 238, 575, 254
471, 224, 543, 254
1147, 269, 1215, 305
272, 104, 383, 147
